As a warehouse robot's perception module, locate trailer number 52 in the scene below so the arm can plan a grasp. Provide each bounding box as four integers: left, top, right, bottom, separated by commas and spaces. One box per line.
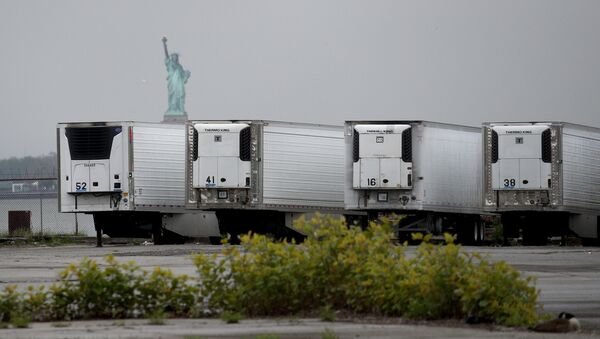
503, 179, 516, 188
75, 182, 87, 191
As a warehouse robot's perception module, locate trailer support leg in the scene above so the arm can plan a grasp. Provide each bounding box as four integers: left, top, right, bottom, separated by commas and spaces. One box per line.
95, 226, 103, 247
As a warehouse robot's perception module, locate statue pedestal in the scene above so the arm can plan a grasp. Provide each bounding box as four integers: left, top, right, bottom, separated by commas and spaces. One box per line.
162, 111, 188, 124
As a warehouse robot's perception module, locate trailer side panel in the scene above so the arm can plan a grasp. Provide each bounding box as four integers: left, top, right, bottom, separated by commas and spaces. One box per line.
562, 124, 600, 214
132, 124, 186, 209
418, 123, 482, 213
260, 124, 345, 208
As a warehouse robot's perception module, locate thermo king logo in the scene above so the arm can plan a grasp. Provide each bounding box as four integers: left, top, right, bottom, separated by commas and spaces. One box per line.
505, 131, 533, 134
204, 129, 230, 132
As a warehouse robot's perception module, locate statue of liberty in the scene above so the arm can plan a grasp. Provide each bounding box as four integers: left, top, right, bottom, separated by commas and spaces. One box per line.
162, 36, 190, 121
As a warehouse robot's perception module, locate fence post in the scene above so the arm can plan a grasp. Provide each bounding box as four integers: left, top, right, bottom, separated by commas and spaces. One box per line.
39, 193, 43, 234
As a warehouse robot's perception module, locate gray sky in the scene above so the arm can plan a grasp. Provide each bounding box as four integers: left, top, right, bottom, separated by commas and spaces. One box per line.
1, 0, 599, 159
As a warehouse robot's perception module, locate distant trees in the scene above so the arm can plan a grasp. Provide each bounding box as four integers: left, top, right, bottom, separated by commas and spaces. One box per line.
0, 153, 57, 179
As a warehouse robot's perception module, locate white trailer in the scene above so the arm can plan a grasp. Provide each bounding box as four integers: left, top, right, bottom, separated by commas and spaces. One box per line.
57, 121, 220, 245
185, 120, 350, 240
345, 120, 485, 243
483, 122, 600, 244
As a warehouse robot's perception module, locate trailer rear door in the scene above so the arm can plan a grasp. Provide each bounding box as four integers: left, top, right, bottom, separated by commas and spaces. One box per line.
352, 124, 412, 189
193, 123, 251, 189
491, 124, 552, 190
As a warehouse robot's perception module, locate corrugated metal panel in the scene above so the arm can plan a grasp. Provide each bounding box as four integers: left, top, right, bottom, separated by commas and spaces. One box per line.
418, 124, 483, 213
133, 125, 186, 207
562, 125, 600, 213
262, 125, 345, 208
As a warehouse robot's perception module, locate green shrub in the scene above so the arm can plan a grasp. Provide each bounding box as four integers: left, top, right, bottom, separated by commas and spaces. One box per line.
458, 255, 539, 326
0, 285, 21, 322
193, 215, 540, 327
47, 255, 198, 320
10, 312, 30, 328
0, 215, 540, 328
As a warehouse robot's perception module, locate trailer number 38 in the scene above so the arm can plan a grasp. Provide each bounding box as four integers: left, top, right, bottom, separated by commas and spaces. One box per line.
503, 179, 516, 188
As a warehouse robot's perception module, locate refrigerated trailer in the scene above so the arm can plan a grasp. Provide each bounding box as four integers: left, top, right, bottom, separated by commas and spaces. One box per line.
57, 121, 220, 244
483, 122, 600, 244
344, 120, 486, 243
185, 120, 352, 240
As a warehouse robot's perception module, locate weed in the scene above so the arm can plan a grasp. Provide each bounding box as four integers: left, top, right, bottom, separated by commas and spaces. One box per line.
221, 311, 243, 324
321, 328, 338, 339
318, 305, 335, 322
254, 335, 280, 339
0, 322, 8, 329
51, 322, 71, 327
287, 316, 301, 324
0, 232, 78, 247
147, 310, 167, 325
113, 319, 126, 326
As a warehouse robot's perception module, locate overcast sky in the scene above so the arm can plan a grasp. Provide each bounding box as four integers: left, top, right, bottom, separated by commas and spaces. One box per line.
0, 0, 599, 159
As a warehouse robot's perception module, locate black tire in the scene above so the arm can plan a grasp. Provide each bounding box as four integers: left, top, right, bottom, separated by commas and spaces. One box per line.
522, 226, 547, 246
456, 218, 481, 246
152, 226, 164, 245
209, 236, 223, 245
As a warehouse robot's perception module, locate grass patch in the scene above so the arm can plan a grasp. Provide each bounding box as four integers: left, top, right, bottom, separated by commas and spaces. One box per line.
0, 232, 79, 247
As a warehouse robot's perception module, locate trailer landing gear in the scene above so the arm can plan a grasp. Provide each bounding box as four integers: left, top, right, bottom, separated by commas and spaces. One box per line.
95, 225, 103, 247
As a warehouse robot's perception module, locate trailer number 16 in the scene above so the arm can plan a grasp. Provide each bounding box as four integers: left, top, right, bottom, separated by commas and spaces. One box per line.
503, 179, 516, 188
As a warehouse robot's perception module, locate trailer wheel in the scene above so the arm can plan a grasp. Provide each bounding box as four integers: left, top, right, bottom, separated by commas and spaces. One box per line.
522, 224, 547, 246
456, 218, 481, 246
209, 236, 223, 245
521, 217, 548, 246
152, 224, 164, 245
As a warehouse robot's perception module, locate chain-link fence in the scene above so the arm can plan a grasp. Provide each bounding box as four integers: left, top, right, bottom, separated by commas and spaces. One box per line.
0, 178, 95, 236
